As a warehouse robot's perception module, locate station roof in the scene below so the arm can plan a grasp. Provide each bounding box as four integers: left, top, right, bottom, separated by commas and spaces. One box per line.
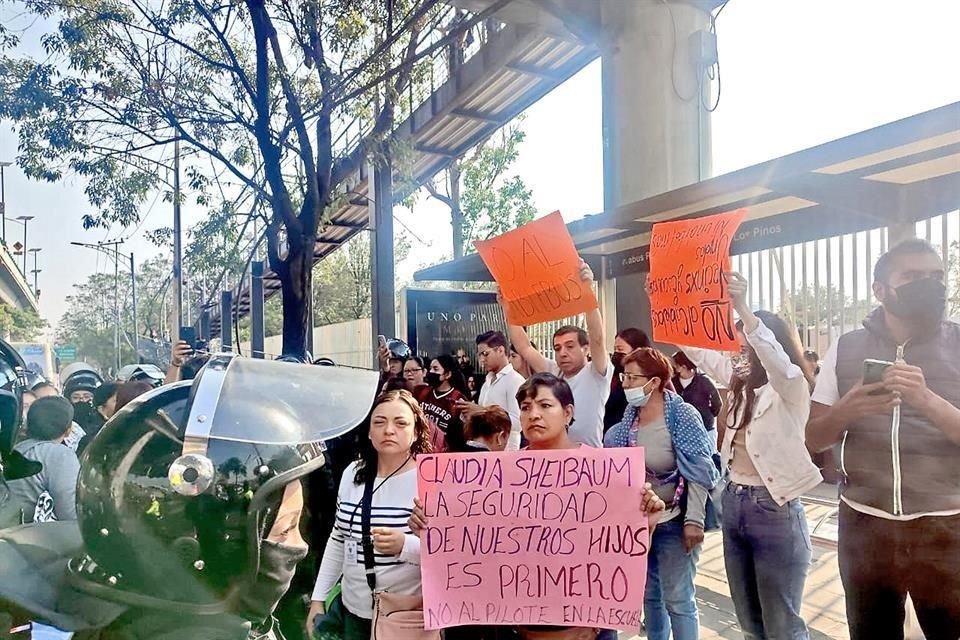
415, 101, 960, 282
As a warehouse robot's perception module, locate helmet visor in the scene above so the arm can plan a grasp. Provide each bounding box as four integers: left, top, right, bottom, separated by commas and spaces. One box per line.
190, 356, 379, 446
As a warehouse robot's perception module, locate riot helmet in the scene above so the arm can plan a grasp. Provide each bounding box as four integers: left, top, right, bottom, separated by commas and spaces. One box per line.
68, 353, 379, 616
61, 363, 103, 405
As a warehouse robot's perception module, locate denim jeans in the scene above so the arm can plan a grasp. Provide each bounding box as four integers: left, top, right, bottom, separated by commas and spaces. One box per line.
643, 518, 700, 640
722, 483, 811, 640
839, 502, 960, 640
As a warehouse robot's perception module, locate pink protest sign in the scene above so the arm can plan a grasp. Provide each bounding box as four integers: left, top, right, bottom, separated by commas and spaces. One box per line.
417, 447, 648, 631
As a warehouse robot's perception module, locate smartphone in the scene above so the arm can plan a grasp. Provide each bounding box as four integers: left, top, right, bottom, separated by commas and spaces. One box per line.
377, 335, 387, 348
863, 359, 893, 394
179, 326, 198, 351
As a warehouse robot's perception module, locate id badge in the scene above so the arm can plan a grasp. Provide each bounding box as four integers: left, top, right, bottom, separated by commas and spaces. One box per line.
345, 538, 358, 563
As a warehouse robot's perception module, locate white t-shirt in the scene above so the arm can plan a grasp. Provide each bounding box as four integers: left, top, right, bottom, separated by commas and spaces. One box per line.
546, 360, 613, 448
478, 363, 525, 450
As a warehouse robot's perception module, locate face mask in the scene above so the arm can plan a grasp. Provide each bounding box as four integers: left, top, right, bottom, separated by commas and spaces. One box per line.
611, 352, 625, 370
624, 380, 655, 408
731, 353, 752, 380
884, 278, 947, 325
425, 372, 442, 387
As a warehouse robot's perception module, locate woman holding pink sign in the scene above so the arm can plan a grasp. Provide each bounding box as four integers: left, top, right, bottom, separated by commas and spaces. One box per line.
410, 372, 666, 640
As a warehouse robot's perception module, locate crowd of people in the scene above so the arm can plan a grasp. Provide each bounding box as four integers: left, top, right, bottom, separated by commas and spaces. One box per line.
2, 238, 957, 640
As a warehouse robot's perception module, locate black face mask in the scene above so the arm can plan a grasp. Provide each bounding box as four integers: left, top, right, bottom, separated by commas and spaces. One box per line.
611, 352, 625, 371
884, 278, 947, 326
425, 372, 442, 388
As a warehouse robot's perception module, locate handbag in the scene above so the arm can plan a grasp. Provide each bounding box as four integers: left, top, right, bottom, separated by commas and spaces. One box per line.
360, 471, 439, 640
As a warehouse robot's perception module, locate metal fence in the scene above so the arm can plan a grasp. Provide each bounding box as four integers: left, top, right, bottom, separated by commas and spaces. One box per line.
731, 211, 960, 356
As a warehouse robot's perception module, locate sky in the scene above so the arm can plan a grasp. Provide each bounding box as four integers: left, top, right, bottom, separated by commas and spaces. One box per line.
2, 0, 959, 334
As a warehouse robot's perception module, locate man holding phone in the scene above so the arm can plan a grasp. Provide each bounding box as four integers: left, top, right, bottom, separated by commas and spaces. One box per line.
807, 239, 960, 640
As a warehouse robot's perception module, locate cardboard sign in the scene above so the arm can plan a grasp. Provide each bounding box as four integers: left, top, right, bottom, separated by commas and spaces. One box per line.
417, 448, 648, 631
474, 212, 598, 325
648, 209, 748, 350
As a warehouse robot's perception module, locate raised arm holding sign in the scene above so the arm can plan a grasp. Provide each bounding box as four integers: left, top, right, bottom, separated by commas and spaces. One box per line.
475, 211, 599, 326
647, 209, 748, 351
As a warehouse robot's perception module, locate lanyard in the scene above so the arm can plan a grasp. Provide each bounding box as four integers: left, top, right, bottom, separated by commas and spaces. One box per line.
346, 455, 412, 535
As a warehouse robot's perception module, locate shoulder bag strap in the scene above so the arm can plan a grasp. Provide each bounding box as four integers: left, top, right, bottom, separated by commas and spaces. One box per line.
360, 470, 378, 598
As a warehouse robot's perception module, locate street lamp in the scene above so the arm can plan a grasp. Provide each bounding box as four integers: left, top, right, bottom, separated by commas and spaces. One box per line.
70, 240, 138, 370
0, 160, 11, 243
28, 247, 41, 296
16, 215, 33, 275
30, 269, 41, 297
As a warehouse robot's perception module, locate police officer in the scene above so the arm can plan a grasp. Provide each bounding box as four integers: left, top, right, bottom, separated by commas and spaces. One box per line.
1, 353, 380, 639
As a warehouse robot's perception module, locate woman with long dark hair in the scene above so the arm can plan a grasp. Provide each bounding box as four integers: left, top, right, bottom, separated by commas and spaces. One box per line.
415, 355, 468, 452
604, 328, 652, 431
678, 272, 821, 640
308, 390, 433, 639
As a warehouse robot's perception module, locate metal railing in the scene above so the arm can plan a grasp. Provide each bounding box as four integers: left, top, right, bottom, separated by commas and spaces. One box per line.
329, 7, 502, 168
732, 211, 960, 356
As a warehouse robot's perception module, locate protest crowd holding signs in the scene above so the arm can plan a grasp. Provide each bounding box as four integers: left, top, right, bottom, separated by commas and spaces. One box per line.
3, 199, 955, 640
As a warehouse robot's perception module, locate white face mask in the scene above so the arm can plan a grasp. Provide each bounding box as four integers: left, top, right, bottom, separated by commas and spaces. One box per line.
624, 379, 655, 408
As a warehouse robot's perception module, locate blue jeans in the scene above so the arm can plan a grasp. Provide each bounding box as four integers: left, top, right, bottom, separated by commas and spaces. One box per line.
644, 518, 700, 640
722, 484, 811, 640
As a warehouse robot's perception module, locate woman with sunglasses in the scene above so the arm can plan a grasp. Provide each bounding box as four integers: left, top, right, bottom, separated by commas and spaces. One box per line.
603, 348, 720, 640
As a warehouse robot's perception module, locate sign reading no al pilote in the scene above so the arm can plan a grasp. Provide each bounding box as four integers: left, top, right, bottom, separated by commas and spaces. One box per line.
417, 448, 648, 631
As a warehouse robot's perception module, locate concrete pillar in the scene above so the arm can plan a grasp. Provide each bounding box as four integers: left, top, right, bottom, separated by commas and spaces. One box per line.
369, 158, 396, 346
250, 261, 265, 359
887, 222, 916, 249
601, 0, 714, 339
220, 290, 233, 352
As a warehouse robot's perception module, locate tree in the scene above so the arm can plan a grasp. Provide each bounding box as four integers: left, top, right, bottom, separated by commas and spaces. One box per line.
0, 302, 46, 341
424, 119, 536, 259
1, 0, 474, 357
57, 255, 172, 370
312, 231, 410, 325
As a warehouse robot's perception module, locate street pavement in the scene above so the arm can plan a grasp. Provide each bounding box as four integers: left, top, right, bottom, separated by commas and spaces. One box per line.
619, 488, 850, 639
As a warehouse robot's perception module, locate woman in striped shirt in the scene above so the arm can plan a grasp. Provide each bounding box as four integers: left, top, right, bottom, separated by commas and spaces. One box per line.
309, 389, 433, 639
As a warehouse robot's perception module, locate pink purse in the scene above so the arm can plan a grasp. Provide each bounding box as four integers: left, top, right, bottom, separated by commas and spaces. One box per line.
371, 591, 440, 640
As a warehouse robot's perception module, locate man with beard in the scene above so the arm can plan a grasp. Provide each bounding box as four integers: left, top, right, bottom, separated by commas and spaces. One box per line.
807, 238, 960, 640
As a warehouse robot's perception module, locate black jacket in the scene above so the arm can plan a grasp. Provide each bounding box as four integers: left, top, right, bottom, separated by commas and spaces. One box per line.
672, 373, 722, 431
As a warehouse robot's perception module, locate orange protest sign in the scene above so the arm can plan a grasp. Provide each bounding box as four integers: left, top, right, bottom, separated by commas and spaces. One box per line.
648, 208, 748, 350
474, 212, 598, 326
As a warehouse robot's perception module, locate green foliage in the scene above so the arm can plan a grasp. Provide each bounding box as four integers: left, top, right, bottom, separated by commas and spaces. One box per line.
56, 255, 172, 370
312, 231, 410, 325
426, 119, 536, 258
0, 302, 46, 341
0, 0, 449, 352
459, 124, 536, 247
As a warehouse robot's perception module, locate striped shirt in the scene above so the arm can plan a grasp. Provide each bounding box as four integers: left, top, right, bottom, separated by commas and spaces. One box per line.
312, 461, 422, 619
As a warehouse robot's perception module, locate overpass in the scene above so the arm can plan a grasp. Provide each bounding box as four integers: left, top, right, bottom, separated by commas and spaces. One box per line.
209, 2, 601, 337
0, 242, 39, 316
210, 0, 726, 342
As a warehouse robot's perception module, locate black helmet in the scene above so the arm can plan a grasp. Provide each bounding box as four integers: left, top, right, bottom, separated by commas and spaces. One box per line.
67, 353, 379, 614
60, 363, 103, 402
385, 338, 411, 361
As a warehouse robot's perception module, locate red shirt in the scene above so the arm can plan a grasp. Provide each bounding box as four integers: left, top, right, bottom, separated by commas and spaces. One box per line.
415, 386, 465, 452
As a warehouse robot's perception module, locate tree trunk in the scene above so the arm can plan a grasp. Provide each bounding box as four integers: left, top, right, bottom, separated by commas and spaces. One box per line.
450, 161, 464, 259
279, 235, 315, 359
